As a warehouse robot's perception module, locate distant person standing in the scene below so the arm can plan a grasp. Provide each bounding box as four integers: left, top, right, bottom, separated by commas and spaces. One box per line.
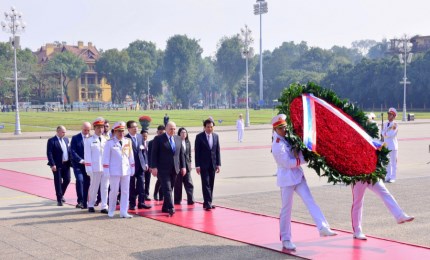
236, 114, 245, 142
382, 107, 398, 183
194, 119, 221, 211
47, 126, 71, 206
103, 121, 135, 218
174, 127, 195, 205
141, 129, 151, 201
163, 113, 169, 126
85, 117, 109, 214
71, 122, 91, 209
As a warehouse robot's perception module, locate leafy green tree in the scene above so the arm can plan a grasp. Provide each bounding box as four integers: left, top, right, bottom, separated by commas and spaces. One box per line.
45, 51, 87, 104
215, 35, 246, 105
367, 39, 390, 59
163, 35, 203, 108
95, 49, 130, 103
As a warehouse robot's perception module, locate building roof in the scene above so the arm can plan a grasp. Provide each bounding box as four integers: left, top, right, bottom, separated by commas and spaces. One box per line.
33, 41, 100, 64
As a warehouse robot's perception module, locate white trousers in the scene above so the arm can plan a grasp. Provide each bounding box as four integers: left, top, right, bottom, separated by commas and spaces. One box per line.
88, 172, 109, 209
351, 180, 404, 234
386, 150, 398, 181
108, 175, 130, 216
280, 177, 329, 241
237, 128, 244, 142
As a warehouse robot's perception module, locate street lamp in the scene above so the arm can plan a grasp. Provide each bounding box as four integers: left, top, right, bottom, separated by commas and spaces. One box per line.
396, 35, 413, 122
240, 25, 254, 127
1, 7, 26, 135
253, 0, 268, 107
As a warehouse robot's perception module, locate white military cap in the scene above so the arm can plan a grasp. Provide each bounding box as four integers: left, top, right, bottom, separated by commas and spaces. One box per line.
388, 107, 397, 117
271, 114, 287, 129
113, 121, 126, 131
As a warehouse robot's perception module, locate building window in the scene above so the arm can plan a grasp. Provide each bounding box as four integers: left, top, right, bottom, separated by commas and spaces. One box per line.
87, 75, 95, 85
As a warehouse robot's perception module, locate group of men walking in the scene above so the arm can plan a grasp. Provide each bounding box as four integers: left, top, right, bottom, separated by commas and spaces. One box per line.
46, 117, 221, 218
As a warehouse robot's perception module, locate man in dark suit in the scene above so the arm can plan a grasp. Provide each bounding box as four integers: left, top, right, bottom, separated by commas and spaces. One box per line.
71, 122, 91, 209
126, 120, 151, 210
151, 121, 186, 216
148, 125, 165, 201
195, 119, 221, 211
47, 125, 71, 206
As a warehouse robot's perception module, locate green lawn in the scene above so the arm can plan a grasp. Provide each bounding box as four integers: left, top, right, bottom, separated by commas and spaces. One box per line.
0, 109, 279, 132
1, 109, 429, 133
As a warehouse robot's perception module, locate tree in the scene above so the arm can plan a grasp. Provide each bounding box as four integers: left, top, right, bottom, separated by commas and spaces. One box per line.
163, 35, 203, 108
215, 35, 246, 106
95, 49, 130, 103
352, 39, 378, 56
367, 39, 390, 59
45, 51, 87, 104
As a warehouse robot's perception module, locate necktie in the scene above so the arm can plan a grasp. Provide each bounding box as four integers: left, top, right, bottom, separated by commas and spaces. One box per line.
132, 136, 137, 148
99, 136, 101, 142
207, 134, 212, 149
387, 122, 390, 127
119, 140, 122, 147
169, 136, 176, 153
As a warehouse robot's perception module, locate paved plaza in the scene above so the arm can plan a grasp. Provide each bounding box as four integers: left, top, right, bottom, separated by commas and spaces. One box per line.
0, 120, 429, 259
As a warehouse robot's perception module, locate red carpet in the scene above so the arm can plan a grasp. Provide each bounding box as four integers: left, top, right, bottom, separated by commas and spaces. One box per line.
1, 167, 429, 259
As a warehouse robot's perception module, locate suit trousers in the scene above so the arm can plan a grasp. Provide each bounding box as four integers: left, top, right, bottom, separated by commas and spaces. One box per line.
200, 168, 215, 208
351, 180, 404, 234
73, 164, 90, 207
386, 150, 398, 181
174, 171, 194, 204
108, 175, 130, 216
153, 178, 163, 200
280, 177, 329, 241
159, 170, 177, 210
129, 171, 145, 206
144, 170, 151, 198
88, 172, 109, 209
52, 165, 71, 202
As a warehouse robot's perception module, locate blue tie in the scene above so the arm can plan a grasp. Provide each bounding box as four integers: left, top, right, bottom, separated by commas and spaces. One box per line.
169, 136, 176, 153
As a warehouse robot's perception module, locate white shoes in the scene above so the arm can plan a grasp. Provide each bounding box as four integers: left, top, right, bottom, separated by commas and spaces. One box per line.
319, 226, 337, 237
353, 232, 367, 240
282, 240, 296, 250
397, 214, 414, 224
120, 213, 133, 218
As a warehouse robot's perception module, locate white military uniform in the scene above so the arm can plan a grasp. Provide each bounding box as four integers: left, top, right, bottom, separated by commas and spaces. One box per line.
236, 118, 244, 142
351, 180, 408, 236
272, 131, 331, 241
382, 120, 398, 181
84, 134, 109, 210
103, 137, 135, 217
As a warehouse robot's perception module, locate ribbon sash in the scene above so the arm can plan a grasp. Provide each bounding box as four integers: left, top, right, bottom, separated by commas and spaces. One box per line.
302, 94, 382, 151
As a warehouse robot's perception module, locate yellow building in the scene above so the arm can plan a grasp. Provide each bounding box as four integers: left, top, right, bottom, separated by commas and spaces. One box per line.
34, 41, 112, 103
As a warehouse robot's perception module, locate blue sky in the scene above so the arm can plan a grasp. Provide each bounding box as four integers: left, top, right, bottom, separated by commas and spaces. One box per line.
1, 0, 428, 57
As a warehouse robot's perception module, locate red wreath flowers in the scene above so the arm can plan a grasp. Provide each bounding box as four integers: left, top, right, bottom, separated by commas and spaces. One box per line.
278, 82, 389, 185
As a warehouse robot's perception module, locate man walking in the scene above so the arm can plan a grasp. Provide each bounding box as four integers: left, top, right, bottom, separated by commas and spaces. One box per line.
47, 126, 71, 206
71, 122, 91, 209
194, 119, 221, 211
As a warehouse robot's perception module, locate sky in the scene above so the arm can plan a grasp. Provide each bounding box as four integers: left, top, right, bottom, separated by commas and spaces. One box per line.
1, 0, 429, 57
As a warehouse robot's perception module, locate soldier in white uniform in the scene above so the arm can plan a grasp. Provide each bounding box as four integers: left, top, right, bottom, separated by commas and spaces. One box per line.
236, 114, 244, 142
382, 107, 398, 183
85, 117, 109, 213
103, 121, 135, 218
351, 107, 413, 240
271, 114, 336, 251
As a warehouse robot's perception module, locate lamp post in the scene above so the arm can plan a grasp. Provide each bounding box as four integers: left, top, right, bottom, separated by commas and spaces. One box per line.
241, 25, 254, 127
1, 7, 26, 135
396, 36, 412, 122
253, 0, 268, 107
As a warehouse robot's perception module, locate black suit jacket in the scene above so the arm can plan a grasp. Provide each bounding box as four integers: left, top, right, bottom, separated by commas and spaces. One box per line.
47, 135, 70, 168
151, 134, 185, 174
194, 132, 221, 170
70, 133, 85, 168
126, 134, 146, 173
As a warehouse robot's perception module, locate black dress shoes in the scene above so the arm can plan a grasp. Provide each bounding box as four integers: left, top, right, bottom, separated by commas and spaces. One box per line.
57, 202, 63, 206
88, 207, 95, 213
138, 204, 152, 209
100, 209, 108, 214
187, 201, 195, 205
204, 206, 211, 211
129, 205, 136, 210
168, 208, 175, 216
76, 203, 84, 209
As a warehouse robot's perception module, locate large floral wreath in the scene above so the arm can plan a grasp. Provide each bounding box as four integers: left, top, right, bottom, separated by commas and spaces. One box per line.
278, 82, 389, 185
